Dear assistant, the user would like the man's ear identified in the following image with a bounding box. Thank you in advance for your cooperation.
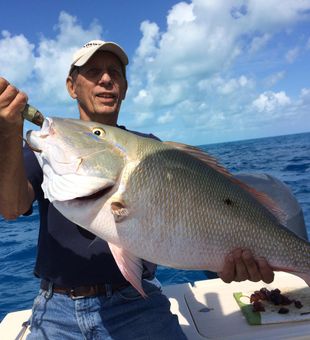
[66,76,78,99]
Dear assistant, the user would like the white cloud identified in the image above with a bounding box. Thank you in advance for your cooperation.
[126,0,310,142]
[131,111,154,127]
[252,91,291,112]
[0,11,102,113]
[1,2,309,144]
[157,111,174,124]
[239,0,310,30]
[207,111,226,128]
[33,12,102,104]
[167,2,196,26]
[198,75,253,95]
[299,88,310,104]
[264,71,286,87]
[249,34,271,53]
[285,47,299,63]
[216,75,252,95]
[133,89,153,106]
[301,88,310,97]
[0,30,35,85]
[134,21,159,61]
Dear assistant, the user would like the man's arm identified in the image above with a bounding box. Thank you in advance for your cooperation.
[0,77,34,220]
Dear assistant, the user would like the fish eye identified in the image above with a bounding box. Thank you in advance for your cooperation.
[92,127,106,137]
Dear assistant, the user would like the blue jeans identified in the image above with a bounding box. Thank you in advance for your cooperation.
[27,279,187,339]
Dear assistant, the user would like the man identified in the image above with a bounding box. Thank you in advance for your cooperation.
[0,40,275,339]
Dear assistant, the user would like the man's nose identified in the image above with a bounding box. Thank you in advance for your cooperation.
[98,72,113,86]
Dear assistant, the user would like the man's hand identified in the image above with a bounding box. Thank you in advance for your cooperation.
[0,77,28,128]
[218,249,275,284]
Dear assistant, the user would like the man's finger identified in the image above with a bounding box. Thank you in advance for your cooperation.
[0,77,9,95]
[0,85,20,110]
[233,249,249,281]
[257,257,275,283]
[8,91,28,113]
[218,253,235,283]
[241,250,261,282]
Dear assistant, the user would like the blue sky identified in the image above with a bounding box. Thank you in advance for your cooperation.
[0,0,309,145]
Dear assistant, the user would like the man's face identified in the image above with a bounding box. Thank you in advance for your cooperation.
[68,51,127,125]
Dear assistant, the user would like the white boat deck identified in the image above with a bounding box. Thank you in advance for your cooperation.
[164,272,310,339]
[1,272,310,339]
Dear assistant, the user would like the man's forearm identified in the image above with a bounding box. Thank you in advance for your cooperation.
[0,127,33,219]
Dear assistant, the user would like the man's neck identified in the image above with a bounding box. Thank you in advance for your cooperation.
[79,110,119,126]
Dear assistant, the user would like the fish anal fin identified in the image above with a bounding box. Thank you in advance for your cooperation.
[108,242,147,298]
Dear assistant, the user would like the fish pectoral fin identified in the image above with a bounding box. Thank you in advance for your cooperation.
[110,200,129,222]
[108,242,147,298]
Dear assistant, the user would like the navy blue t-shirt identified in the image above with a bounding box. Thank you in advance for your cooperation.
[24,126,158,288]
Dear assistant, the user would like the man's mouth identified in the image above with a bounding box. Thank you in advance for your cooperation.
[97,93,116,100]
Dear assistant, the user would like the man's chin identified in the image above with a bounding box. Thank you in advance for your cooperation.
[96,103,119,113]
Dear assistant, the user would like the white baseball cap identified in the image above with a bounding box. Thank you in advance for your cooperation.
[69,39,128,74]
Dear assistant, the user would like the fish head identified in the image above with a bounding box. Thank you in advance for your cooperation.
[26,117,129,203]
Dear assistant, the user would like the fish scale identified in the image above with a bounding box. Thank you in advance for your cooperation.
[119,140,307,271]
[26,117,310,295]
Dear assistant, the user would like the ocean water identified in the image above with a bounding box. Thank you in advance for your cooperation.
[1,132,309,320]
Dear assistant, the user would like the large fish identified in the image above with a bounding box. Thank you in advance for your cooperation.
[26,117,310,296]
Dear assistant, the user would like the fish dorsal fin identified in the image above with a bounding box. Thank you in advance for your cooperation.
[164,141,233,178]
[233,178,288,225]
[164,141,287,226]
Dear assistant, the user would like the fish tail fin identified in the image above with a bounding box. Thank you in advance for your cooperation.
[294,272,310,287]
[272,267,310,287]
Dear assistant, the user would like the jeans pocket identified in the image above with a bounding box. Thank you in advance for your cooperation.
[116,280,161,301]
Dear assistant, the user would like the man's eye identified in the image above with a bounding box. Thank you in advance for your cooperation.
[109,68,122,77]
[86,68,101,77]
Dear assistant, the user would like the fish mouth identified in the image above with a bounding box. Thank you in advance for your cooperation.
[25,130,42,152]
[26,118,54,152]
[75,185,113,201]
